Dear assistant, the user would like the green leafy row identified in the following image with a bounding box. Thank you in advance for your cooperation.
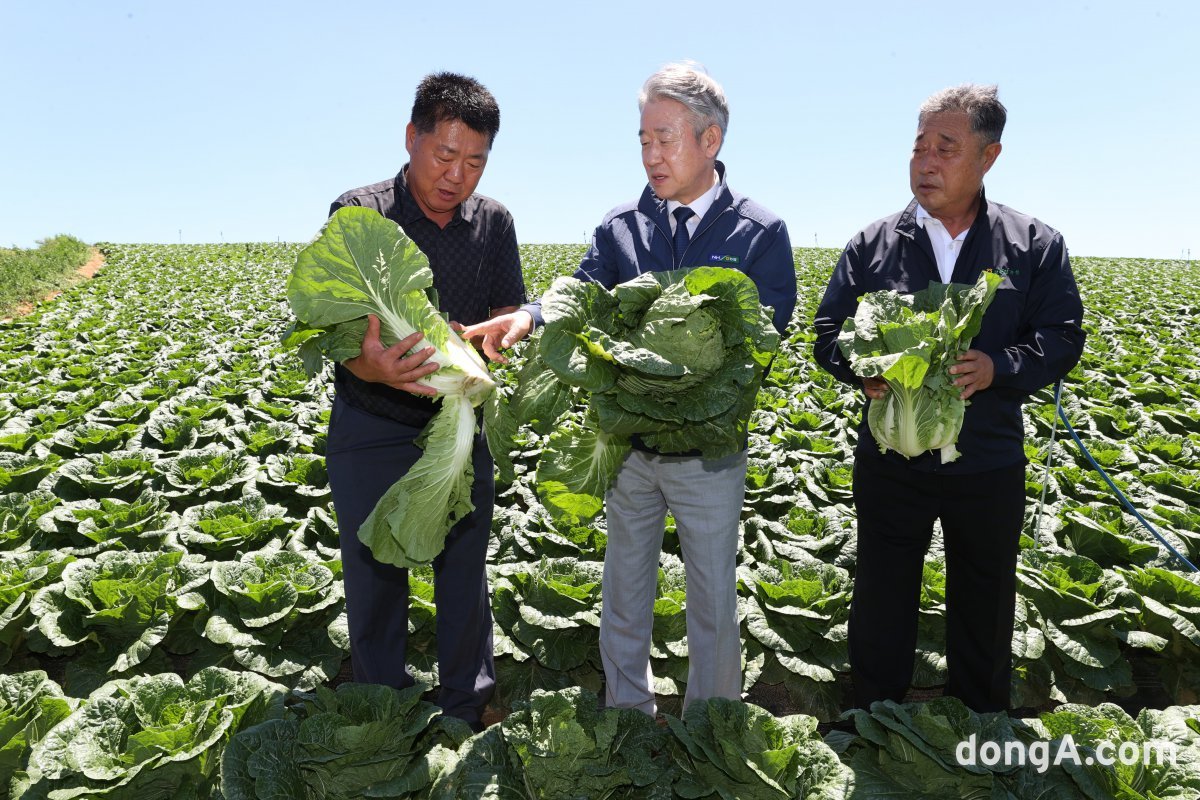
[6,670,1200,799]
[2,241,1200,796]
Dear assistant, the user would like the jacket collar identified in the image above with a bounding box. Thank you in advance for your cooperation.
[394,165,475,227]
[637,160,732,228]
[896,186,990,239]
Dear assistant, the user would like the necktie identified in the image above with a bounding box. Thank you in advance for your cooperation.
[672,206,695,266]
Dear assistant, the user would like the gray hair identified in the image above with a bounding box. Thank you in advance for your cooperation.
[639,62,729,145]
[919,83,1007,146]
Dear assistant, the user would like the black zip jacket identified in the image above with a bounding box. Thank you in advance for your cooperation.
[813,192,1085,474]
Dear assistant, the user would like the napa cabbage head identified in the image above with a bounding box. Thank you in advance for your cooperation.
[837,271,1001,463]
[519,267,778,524]
[283,206,502,568]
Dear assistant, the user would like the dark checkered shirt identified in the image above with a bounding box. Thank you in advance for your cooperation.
[329,166,526,427]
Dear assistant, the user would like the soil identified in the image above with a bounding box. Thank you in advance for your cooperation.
[7,247,104,318]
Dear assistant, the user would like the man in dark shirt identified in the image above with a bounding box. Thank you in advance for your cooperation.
[812,84,1084,713]
[325,72,526,730]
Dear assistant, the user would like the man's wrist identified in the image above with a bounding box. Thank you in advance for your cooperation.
[982,349,1012,385]
[518,303,543,329]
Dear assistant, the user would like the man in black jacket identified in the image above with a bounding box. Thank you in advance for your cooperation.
[813,84,1085,712]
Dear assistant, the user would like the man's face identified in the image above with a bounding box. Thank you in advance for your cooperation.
[639,97,721,205]
[405,118,490,224]
[909,112,1000,222]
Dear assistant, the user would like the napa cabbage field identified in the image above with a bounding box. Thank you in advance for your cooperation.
[2,242,1200,797]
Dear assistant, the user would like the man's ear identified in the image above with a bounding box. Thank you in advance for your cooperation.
[702,124,722,159]
[404,122,417,156]
[981,141,1002,175]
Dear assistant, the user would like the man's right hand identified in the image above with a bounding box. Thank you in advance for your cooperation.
[460,310,534,363]
[863,376,890,400]
[342,314,440,396]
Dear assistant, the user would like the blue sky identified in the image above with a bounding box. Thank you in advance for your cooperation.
[2,1,1196,259]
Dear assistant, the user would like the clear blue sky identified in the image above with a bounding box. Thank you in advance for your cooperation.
[2,1,1196,259]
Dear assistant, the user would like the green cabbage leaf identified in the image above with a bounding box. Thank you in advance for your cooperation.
[520,267,779,524]
[284,206,501,569]
[837,271,1001,463]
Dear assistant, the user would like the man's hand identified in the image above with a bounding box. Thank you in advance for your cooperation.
[863,376,890,400]
[949,349,994,400]
[342,314,439,396]
[459,310,534,363]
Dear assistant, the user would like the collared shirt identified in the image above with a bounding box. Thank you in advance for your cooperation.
[666,169,721,237]
[813,193,1086,474]
[328,166,526,427]
[523,160,796,336]
[915,203,968,284]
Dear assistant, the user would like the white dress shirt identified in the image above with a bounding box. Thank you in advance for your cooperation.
[666,170,721,237]
[915,203,968,284]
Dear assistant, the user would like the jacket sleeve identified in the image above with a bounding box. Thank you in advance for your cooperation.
[520,222,618,327]
[743,218,797,336]
[812,237,865,387]
[984,232,1086,396]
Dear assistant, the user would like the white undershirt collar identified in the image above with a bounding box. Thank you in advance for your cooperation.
[915,203,968,284]
[666,170,721,236]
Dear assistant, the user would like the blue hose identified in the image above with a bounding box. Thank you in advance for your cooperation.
[1052,380,1199,572]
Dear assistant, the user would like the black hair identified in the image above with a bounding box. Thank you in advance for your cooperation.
[411,72,500,147]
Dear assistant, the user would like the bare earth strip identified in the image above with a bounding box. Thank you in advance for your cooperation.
[8,247,105,318]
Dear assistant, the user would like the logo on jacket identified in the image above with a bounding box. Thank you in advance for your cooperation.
[710,254,741,264]
[984,266,1020,278]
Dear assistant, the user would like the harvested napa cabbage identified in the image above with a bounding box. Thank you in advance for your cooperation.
[283,205,507,568]
[837,271,1002,463]
[515,267,779,524]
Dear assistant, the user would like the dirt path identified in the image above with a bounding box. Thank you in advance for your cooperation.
[8,247,105,318]
[78,248,104,279]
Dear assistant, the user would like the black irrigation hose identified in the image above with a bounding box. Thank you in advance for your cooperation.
[1049,379,1199,573]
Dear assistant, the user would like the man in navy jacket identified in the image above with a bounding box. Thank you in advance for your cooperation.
[813,84,1085,712]
[466,62,795,715]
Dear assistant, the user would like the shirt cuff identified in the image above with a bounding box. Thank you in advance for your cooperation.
[519,302,544,328]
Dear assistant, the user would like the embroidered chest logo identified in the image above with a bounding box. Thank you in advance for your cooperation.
[984,266,1020,279]
[710,254,740,264]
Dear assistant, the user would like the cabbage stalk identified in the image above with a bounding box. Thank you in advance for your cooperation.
[837,272,1002,463]
[284,206,499,568]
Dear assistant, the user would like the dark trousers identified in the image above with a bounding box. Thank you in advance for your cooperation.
[849,455,1025,712]
[326,395,495,728]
